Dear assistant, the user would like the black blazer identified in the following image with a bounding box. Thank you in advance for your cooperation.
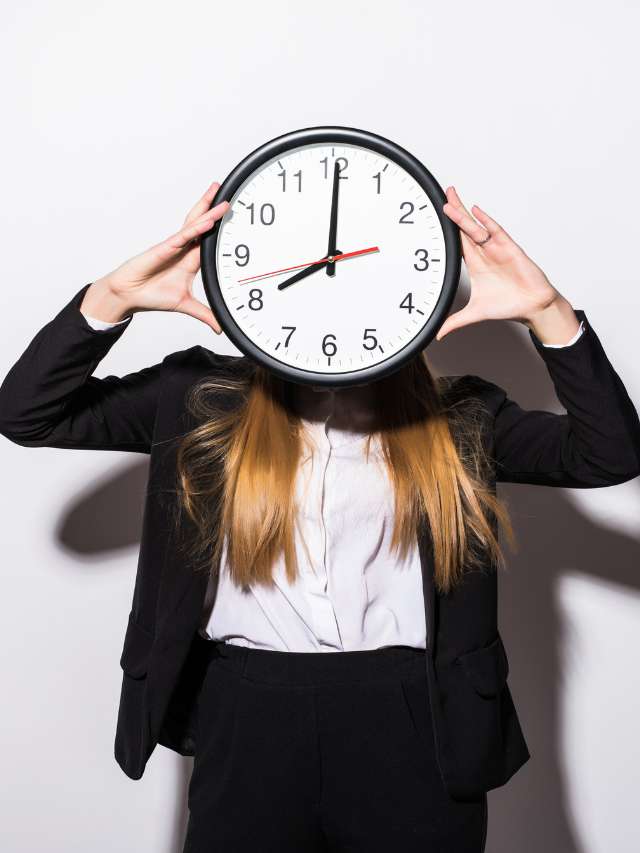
[2,281,639,801]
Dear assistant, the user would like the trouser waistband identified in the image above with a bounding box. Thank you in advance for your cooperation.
[195,634,427,686]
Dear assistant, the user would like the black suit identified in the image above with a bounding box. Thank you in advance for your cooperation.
[1,281,639,801]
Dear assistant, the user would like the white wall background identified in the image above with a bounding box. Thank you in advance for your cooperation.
[1,2,639,851]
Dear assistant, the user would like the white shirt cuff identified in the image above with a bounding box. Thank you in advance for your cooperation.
[540,319,585,348]
[81,311,132,330]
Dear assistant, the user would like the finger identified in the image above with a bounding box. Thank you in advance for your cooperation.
[442,197,491,246]
[446,185,476,222]
[459,228,488,268]
[177,296,222,334]
[444,185,484,231]
[158,200,229,258]
[183,180,222,226]
[469,204,509,243]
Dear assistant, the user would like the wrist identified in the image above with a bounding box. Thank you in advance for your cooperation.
[522,295,581,346]
[80,278,135,324]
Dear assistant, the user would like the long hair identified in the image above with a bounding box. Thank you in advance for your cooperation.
[172,351,515,596]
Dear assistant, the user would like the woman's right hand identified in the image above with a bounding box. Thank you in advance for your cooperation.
[80,181,230,334]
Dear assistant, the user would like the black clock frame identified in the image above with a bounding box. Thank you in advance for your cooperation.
[200,125,461,388]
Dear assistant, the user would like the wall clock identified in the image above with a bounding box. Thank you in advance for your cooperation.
[200,126,461,387]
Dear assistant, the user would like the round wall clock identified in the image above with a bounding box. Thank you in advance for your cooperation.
[200,126,461,387]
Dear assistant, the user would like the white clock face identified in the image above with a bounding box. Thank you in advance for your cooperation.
[214,142,447,376]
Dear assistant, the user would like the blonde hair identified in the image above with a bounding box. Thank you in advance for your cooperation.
[172,352,515,596]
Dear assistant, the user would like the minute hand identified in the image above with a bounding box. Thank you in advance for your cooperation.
[326,160,340,277]
[277,246,379,291]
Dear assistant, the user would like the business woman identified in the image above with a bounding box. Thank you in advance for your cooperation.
[1,181,639,853]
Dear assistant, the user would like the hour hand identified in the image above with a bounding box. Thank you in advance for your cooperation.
[277,260,327,291]
[326,160,340,277]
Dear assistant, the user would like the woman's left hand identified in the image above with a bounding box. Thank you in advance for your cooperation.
[438,186,581,344]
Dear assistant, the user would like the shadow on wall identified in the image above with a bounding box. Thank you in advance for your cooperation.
[431,306,640,853]
[57,299,640,853]
[57,463,148,552]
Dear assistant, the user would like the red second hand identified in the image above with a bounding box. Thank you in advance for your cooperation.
[237,246,379,284]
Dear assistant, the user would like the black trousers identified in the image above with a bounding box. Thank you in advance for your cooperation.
[183,637,488,853]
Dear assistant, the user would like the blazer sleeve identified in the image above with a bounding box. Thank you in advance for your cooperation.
[0,282,165,454]
[474,309,640,488]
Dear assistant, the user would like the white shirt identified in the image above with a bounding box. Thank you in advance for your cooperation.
[200,390,428,651]
[82,309,585,652]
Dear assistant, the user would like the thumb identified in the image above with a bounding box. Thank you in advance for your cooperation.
[435,305,480,342]
[178,296,222,335]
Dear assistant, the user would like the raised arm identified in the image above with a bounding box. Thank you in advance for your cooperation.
[0,282,164,452]
[470,310,640,487]
[439,186,640,488]
[0,180,230,453]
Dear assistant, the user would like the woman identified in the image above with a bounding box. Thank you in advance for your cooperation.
[1,181,638,853]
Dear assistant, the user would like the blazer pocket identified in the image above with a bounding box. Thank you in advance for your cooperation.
[119,611,155,679]
[431,633,529,799]
[456,634,509,698]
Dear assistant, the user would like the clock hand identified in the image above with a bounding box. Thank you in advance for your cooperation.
[237,246,380,285]
[238,255,330,284]
[275,260,325,292]
[277,246,379,291]
[326,160,340,278]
